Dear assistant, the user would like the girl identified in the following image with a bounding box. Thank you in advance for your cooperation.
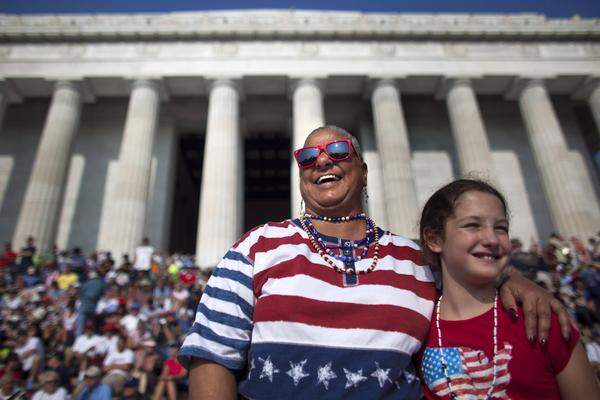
[418,179,599,400]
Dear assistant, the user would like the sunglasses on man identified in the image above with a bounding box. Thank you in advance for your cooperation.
[293,139,356,169]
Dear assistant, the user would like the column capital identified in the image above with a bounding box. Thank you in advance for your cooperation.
[47,79,95,103]
[365,78,403,100]
[434,76,479,100]
[571,76,600,100]
[207,78,243,97]
[126,78,170,101]
[504,76,547,100]
[0,79,23,103]
[288,77,326,99]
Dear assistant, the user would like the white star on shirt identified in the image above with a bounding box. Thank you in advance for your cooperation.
[370,362,392,388]
[317,362,338,390]
[248,358,256,379]
[258,355,280,383]
[286,359,310,386]
[344,368,367,389]
[403,370,417,384]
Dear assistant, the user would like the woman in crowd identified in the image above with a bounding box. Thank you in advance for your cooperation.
[180,126,571,399]
[418,179,599,399]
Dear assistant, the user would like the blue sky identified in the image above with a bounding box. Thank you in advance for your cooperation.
[1,1,599,18]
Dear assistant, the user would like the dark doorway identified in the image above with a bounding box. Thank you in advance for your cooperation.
[169,132,291,252]
[168,134,204,254]
[244,133,291,231]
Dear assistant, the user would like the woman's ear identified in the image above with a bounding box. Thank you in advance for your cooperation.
[423,227,443,254]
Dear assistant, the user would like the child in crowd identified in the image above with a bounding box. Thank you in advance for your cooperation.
[418,179,599,399]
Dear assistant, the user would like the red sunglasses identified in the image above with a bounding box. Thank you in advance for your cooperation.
[293,139,356,169]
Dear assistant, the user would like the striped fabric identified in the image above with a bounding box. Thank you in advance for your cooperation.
[179,219,436,399]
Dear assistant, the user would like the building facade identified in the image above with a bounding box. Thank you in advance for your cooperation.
[0,10,599,267]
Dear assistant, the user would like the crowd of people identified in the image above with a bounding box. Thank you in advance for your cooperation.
[509,231,600,376]
[0,237,202,399]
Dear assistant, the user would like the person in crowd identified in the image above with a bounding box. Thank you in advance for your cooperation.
[134,238,155,278]
[417,179,599,399]
[102,334,134,397]
[74,366,111,400]
[96,322,119,357]
[122,377,143,400]
[120,303,145,339]
[585,329,600,370]
[0,373,24,400]
[0,242,17,280]
[17,236,36,276]
[14,325,44,388]
[31,370,67,400]
[56,264,78,292]
[44,353,72,393]
[178,126,570,399]
[75,268,107,338]
[68,321,101,368]
[152,342,187,400]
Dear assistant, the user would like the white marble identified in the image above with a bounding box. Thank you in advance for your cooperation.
[105,80,160,258]
[518,80,600,238]
[12,81,82,253]
[589,83,600,138]
[195,79,242,269]
[359,123,388,229]
[371,79,419,237]
[446,79,497,182]
[291,79,325,217]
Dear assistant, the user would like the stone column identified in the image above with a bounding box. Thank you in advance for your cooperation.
[0,90,7,131]
[13,81,82,253]
[109,80,160,258]
[371,79,419,237]
[291,79,325,217]
[518,80,597,237]
[446,79,497,182]
[588,83,600,137]
[359,123,388,229]
[195,80,242,269]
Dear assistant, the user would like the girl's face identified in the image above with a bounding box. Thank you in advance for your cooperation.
[427,190,510,286]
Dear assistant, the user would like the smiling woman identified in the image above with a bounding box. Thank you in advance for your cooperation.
[178,126,574,400]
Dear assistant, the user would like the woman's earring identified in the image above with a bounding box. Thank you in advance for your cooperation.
[300,199,305,216]
[363,187,369,201]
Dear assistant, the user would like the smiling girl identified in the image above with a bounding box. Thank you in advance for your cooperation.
[418,179,599,400]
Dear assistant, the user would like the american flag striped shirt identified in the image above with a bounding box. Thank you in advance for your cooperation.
[179,219,436,399]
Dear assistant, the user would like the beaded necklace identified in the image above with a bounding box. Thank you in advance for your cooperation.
[303,212,366,223]
[299,214,380,275]
[435,291,499,400]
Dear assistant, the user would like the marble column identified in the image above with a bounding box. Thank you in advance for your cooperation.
[195,80,242,269]
[518,79,597,237]
[291,79,325,217]
[589,83,600,138]
[371,79,419,237]
[446,79,497,182]
[109,80,160,258]
[0,90,7,131]
[359,123,388,229]
[13,81,82,253]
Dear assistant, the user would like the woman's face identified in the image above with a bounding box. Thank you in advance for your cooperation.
[299,129,367,216]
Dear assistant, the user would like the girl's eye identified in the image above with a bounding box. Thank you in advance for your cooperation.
[495,226,509,233]
[463,222,480,228]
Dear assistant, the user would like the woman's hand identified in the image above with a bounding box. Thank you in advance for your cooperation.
[499,271,571,343]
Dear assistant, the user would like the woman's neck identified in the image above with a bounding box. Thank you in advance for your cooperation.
[304,208,367,240]
[440,275,496,321]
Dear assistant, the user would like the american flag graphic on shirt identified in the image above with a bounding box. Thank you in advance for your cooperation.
[422,342,513,399]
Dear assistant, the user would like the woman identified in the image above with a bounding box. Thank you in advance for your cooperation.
[179,126,570,399]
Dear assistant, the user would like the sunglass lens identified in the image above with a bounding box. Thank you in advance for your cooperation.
[326,141,350,160]
[297,148,319,166]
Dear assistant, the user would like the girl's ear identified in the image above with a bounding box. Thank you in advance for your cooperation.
[423,227,443,254]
